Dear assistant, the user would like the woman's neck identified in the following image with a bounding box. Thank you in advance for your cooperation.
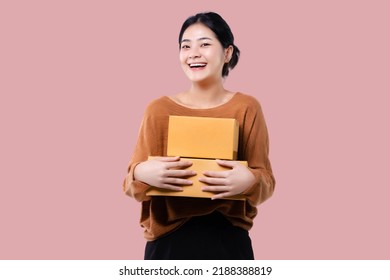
[182,82,229,107]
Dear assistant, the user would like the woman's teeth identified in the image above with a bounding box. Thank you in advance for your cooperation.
[189,63,207,68]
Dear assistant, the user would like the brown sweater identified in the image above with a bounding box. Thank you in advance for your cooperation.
[123,92,275,240]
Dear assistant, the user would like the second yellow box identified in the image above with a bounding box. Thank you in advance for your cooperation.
[146,157,246,200]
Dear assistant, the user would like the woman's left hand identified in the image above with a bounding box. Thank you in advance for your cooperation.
[199,159,256,200]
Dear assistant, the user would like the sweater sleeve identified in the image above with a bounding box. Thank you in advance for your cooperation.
[241,100,276,206]
[122,102,167,202]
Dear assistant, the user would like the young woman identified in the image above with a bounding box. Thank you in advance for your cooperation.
[123,12,275,260]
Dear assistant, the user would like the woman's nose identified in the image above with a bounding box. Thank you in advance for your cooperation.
[188,48,201,59]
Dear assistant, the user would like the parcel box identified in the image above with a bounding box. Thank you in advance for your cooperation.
[167,116,239,160]
[146,157,247,200]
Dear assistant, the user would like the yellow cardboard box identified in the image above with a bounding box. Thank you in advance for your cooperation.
[167,116,239,160]
[146,157,247,200]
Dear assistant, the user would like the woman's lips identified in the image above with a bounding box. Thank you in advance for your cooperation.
[189,63,207,70]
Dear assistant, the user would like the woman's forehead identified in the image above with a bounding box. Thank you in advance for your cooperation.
[181,23,217,41]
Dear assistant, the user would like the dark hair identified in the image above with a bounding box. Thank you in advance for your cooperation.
[178,12,240,78]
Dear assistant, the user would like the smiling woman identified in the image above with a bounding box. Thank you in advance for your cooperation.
[123,12,275,260]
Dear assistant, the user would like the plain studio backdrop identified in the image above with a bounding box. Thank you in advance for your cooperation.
[0,0,389,259]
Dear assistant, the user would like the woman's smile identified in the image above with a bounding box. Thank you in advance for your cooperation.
[188,63,207,70]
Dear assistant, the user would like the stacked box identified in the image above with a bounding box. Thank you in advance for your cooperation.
[167,116,239,160]
[146,116,247,200]
[146,157,246,200]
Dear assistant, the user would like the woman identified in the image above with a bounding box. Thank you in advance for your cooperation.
[123,12,275,260]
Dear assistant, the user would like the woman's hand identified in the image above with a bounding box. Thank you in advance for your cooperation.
[134,156,196,191]
[199,159,256,200]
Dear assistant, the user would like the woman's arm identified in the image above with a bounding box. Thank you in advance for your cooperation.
[123,102,197,201]
[199,98,275,205]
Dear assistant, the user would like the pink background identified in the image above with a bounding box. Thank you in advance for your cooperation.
[1,0,389,259]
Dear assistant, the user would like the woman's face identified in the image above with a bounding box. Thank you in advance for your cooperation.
[179,23,232,84]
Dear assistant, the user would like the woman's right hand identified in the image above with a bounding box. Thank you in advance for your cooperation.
[133,156,196,191]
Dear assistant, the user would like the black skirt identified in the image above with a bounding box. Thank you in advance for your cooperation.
[144,211,254,260]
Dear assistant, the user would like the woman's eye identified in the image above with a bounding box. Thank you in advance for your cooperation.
[201,43,210,47]
[181,45,190,49]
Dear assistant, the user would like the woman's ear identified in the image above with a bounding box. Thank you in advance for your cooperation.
[225,45,234,63]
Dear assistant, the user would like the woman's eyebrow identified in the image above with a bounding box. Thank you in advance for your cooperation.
[181,37,213,43]
[197,37,213,41]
